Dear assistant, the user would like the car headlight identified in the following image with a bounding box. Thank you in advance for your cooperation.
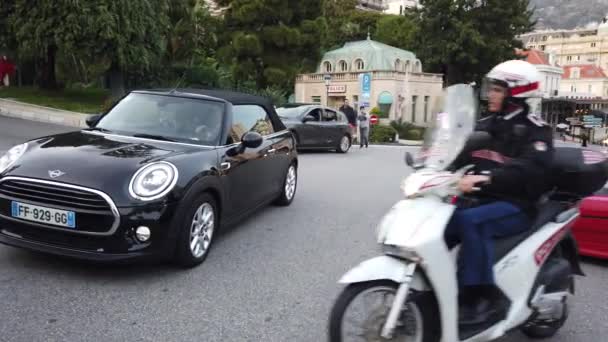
[129,162,178,201]
[0,143,28,174]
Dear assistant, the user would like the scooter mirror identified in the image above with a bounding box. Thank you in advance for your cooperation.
[405,152,415,167]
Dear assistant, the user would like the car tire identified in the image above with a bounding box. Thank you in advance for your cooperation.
[274,163,297,206]
[174,193,218,268]
[336,135,351,153]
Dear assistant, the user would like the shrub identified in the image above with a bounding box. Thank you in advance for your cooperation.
[370,125,397,143]
[390,119,426,140]
[370,106,387,118]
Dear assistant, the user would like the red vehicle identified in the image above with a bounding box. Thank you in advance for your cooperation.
[573,188,608,259]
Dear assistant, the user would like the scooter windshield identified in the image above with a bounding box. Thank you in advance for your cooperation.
[418,84,478,170]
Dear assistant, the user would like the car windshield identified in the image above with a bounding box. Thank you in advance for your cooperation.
[276,106,306,119]
[94,93,225,146]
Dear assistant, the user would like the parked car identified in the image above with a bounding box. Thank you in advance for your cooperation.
[572,187,608,259]
[0,88,298,267]
[276,103,352,153]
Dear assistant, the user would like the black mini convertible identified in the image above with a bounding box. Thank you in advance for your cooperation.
[0,89,298,267]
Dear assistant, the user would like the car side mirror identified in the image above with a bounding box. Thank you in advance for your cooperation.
[241,131,263,150]
[303,115,315,123]
[86,114,102,127]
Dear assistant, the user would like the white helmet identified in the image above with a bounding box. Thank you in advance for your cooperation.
[484,60,541,99]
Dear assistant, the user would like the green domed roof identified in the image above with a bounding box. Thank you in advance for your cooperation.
[319,37,419,72]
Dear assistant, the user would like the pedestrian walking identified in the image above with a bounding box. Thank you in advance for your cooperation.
[582,132,588,147]
[358,106,369,148]
[339,99,357,143]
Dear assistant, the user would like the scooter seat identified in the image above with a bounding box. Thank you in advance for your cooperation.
[493,201,568,263]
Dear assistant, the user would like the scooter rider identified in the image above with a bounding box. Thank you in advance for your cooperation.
[445,60,555,326]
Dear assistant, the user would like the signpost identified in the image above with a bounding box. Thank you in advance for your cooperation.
[324,74,332,106]
[359,73,371,109]
[370,115,379,125]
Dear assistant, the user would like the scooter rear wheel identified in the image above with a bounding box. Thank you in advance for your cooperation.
[520,277,573,339]
[328,280,440,342]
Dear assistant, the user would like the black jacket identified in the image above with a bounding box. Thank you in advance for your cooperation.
[449,109,555,217]
[339,105,357,125]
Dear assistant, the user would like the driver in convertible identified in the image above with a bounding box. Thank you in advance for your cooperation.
[445,60,555,326]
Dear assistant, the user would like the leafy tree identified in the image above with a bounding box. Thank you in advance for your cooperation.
[414,0,534,85]
[323,8,384,51]
[8,0,86,88]
[217,0,326,90]
[82,0,170,96]
[166,0,219,66]
[0,0,17,55]
[374,14,417,51]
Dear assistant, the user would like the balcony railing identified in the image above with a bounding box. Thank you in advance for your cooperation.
[296,70,443,83]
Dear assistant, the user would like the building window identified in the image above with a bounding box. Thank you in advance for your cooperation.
[395,59,402,71]
[571,85,574,92]
[323,61,332,73]
[540,45,546,51]
[405,61,411,72]
[312,96,321,103]
[424,96,429,122]
[567,56,572,62]
[592,42,597,47]
[589,85,593,93]
[542,35,547,41]
[415,61,421,72]
[577,55,580,61]
[412,96,418,123]
[338,60,348,72]
[354,59,365,71]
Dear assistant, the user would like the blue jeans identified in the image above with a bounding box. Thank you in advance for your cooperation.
[445,201,531,287]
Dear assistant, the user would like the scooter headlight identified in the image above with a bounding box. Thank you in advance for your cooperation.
[382,245,422,262]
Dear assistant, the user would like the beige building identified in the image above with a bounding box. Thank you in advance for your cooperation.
[294,37,443,126]
[519,16,608,72]
[385,0,419,15]
[357,0,388,12]
[560,64,608,99]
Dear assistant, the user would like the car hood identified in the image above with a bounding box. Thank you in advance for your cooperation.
[2,131,212,203]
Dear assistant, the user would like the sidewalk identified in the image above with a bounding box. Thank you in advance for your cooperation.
[0,98,90,128]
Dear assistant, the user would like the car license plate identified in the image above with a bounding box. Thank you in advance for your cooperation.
[11,201,76,228]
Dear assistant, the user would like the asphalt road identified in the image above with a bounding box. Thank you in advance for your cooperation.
[0,115,607,342]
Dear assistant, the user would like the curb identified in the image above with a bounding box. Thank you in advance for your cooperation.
[0,98,91,128]
[398,139,423,146]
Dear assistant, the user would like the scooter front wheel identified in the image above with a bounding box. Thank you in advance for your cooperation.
[328,280,440,342]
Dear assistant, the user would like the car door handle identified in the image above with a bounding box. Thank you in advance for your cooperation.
[220,162,231,171]
[268,148,276,154]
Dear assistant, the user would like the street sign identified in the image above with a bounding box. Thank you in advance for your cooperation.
[324,74,331,86]
[327,85,346,93]
[370,115,379,125]
[360,73,371,101]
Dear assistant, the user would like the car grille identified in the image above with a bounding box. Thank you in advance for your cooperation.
[0,179,111,211]
[0,178,119,235]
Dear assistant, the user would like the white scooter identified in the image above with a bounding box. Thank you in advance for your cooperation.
[329,84,606,342]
